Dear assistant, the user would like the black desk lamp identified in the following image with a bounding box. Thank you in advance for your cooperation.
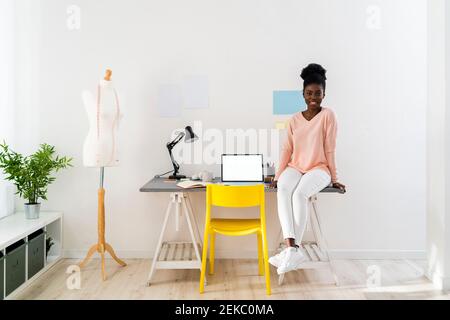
[167,126,198,179]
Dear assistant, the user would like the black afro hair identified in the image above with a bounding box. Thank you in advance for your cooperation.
[300,63,327,91]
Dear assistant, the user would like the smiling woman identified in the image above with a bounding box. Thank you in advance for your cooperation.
[269,63,346,275]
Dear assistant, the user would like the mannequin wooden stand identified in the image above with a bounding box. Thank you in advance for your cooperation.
[79,167,126,280]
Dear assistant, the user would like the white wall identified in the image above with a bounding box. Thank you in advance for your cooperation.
[0,0,16,219]
[13,0,427,259]
[427,0,450,291]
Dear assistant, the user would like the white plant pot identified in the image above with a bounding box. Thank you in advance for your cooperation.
[24,203,41,219]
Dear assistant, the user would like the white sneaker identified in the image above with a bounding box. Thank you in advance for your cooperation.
[268,248,289,268]
[277,247,307,275]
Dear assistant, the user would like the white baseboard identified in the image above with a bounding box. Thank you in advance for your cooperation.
[64,249,427,260]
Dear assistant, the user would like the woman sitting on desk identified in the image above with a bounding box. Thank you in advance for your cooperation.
[269,63,346,274]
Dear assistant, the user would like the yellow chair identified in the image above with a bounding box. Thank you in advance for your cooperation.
[199,184,271,295]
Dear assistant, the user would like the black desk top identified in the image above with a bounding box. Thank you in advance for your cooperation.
[140,177,344,194]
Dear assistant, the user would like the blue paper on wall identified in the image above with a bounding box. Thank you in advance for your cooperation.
[273,90,306,115]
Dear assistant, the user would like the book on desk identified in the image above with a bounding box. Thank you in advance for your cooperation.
[176,180,208,189]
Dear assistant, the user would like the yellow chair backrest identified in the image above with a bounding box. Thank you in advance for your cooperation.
[206,184,265,208]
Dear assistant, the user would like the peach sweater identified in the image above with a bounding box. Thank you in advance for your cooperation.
[274,107,338,183]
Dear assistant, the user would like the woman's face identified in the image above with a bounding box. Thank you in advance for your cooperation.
[303,83,325,111]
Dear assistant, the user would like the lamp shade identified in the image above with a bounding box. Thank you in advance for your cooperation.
[184,126,198,143]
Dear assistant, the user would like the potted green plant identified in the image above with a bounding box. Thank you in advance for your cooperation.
[0,142,72,219]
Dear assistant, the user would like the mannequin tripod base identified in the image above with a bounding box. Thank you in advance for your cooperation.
[79,242,126,281]
[78,184,126,281]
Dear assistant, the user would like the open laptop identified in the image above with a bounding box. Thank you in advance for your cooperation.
[221,154,264,184]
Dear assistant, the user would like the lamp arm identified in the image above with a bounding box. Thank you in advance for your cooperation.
[167,146,180,174]
[166,132,185,175]
[167,132,185,149]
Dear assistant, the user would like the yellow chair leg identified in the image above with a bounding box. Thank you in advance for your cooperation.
[199,232,209,293]
[257,232,264,276]
[262,229,271,295]
[209,232,215,275]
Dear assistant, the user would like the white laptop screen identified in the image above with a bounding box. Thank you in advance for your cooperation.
[221,154,264,182]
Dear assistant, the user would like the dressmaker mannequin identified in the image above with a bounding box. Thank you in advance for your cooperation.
[79,69,126,280]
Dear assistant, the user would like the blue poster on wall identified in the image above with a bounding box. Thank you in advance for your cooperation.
[273,90,306,115]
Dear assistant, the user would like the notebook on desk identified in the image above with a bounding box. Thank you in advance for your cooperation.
[176,180,208,189]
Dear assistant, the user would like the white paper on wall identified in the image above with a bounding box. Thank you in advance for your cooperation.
[156,84,183,118]
[182,75,209,109]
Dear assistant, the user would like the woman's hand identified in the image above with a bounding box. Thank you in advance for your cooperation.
[332,182,346,193]
[269,178,277,189]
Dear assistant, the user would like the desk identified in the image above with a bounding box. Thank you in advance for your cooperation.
[140,177,343,193]
[140,177,343,286]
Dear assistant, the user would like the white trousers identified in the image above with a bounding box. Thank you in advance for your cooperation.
[277,167,331,244]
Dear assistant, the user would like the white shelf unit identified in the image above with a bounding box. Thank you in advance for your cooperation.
[0,211,63,299]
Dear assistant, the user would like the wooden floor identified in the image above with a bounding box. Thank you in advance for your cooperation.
[12,258,450,300]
